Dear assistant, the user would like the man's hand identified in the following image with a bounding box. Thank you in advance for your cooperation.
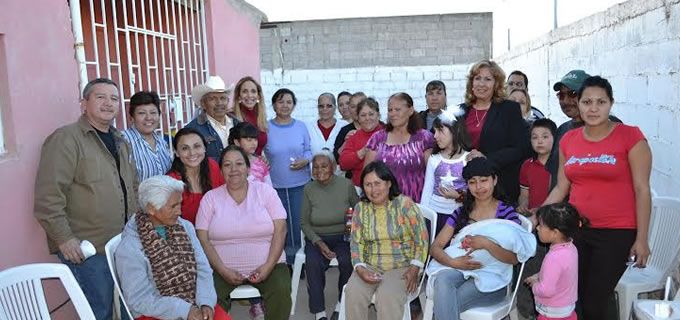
[59,238,85,264]
[402,266,420,294]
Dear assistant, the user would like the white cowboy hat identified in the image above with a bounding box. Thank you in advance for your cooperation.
[191,76,233,107]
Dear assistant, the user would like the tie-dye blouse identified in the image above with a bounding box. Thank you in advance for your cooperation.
[365,129,434,203]
[350,195,429,272]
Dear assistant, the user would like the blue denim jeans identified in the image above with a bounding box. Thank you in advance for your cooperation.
[58,253,114,320]
[275,185,305,264]
[433,269,506,320]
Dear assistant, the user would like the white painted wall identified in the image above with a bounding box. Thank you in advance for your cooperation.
[495,0,680,197]
[260,64,472,123]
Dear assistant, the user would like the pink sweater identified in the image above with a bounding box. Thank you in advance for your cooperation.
[532,241,578,308]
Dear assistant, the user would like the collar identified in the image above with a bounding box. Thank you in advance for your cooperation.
[77,114,121,138]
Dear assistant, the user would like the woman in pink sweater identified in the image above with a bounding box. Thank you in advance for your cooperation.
[525,203,586,320]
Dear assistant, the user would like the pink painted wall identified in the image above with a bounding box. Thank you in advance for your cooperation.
[0,1,80,269]
[0,0,81,317]
[205,0,262,85]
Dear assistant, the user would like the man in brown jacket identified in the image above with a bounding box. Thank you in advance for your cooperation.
[34,78,139,320]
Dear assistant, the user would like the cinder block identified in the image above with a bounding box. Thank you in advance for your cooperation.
[407,71,424,81]
[374,71,391,81]
[391,71,407,81]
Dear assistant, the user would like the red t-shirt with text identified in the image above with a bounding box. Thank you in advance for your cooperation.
[561,124,645,229]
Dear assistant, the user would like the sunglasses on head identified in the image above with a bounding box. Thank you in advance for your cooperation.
[556,90,577,99]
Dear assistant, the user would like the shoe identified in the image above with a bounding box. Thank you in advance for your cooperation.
[249,302,265,320]
[330,311,339,320]
[318,318,327,320]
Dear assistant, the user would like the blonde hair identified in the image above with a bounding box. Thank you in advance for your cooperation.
[233,76,268,132]
[464,60,507,106]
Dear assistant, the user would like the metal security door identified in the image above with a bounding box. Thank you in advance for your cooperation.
[72,0,209,137]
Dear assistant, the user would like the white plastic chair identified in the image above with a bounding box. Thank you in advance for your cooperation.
[633,276,680,320]
[616,197,680,320]
[0,263,96,319]
[290,231,339,315]
[422,215,533,320]
[105,234,134,320]
[338,203,437,320]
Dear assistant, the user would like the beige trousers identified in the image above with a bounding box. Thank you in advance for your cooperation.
[345,267,409,320]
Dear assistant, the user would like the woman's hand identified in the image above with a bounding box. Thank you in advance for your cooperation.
[524,273,539,287]
[345,130,357,140]
[402,265,420,293]
[466,149,485,161]
[316,241,337,260]
[200,305,214,320]
[220,268,245,286]
[356,266,382,284]
[462,235,492,253]
[289,159,309,170]
[630,238,651,268]
[249,262,275,283]
[450,255,482,270]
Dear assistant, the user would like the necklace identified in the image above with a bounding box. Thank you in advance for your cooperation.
[474,109,488,128]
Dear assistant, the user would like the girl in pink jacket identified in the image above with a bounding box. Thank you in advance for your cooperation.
[525,203,586,320]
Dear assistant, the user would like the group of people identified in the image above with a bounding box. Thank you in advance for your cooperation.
[32,58,652,320]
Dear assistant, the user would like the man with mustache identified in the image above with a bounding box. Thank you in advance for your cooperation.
[34,78,139,319]
[186,75,240,161]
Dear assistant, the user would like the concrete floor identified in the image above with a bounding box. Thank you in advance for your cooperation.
[229,268,419,320]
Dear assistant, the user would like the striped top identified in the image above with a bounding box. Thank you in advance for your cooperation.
[446,201,521,230]
[121,127,173,182]
[350,195,429,272]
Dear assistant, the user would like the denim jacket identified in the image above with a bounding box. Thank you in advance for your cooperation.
[184,110,240,161]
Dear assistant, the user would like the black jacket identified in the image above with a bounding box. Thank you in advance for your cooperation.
[461,100,531,203]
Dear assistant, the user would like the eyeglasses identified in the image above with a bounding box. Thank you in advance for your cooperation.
[556,90,577,99]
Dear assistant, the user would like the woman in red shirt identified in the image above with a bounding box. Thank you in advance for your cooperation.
[544,76,652,320]
[167,127,225,224]
[232,76,268,155]
[339,97,383,186]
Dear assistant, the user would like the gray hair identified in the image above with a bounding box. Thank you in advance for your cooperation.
[82,78,119,100]
[318,92,336,107]
[312,150,336,167]
[138,175,185,211]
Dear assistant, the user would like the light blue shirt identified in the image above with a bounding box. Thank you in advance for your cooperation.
[121,127,173,182]
[265,119,312,188]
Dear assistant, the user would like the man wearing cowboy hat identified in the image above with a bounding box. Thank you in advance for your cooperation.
[186,75,240,161]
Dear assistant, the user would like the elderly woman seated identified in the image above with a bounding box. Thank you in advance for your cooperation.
[115,175,231,320]
[301,151,359,320]
[344,161,429,320]
[196,145,291,320]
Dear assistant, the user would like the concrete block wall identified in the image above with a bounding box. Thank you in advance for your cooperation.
[259,64,472,123]
[496,0,680,198]
[260,13,492,71]
[495,0,680,293]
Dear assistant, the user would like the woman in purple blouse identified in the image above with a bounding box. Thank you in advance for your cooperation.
[364,92,434,203]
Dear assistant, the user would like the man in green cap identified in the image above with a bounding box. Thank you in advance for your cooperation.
[546,69,622,188]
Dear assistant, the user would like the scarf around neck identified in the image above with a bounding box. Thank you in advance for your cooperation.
[136,212,198,304]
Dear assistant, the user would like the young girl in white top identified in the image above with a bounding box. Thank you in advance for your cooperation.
[420,108,471,235]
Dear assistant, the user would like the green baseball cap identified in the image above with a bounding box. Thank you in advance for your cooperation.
[553,70,591,91]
